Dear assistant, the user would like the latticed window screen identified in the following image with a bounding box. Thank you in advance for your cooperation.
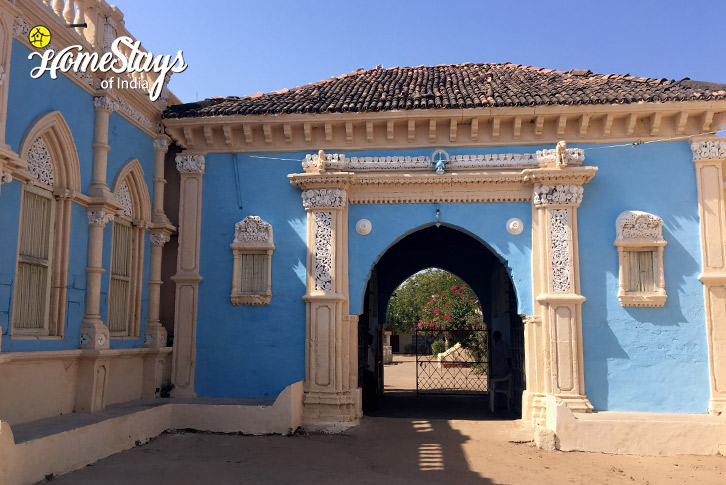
[13,187,55,332]
[108,219,134,335]
[627,251,655,293]
[238,253,267,293]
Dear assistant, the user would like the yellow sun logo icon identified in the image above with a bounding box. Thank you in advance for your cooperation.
[29,25,51,49]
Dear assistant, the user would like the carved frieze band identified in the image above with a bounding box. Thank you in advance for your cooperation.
[234,216,273,244]
[551,209,571,292]
[175,155,206,174]
[302,189,347,209]
[303,150,584,172]
[691,141,726,160]
[314,211,333,290]
[93,96,154,130]
[150,233,171,247]
[533,184,584,207]
[304,149,586,172]
[88,210,114,226]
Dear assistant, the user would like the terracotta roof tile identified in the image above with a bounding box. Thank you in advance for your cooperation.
[164,63,726,119]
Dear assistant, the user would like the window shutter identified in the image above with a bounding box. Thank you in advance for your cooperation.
[108,220,134,334]
[13,187,55,332]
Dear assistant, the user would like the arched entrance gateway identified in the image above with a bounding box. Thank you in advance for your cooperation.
[288,147,597,430]
[359,225,524,415]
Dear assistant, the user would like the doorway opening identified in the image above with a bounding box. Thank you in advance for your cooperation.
[357,224,524,419]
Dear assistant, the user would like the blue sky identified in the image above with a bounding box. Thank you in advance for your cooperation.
[118,0,725,107]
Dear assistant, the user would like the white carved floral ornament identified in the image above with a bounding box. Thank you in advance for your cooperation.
[27,137,55,187]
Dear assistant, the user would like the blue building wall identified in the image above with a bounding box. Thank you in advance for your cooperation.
[579,140,708,413]
[195,153,308,398]
[0,40,155,351]
[195,143,709,414]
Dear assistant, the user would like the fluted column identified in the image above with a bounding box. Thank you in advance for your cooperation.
[170,153,205,397]
[691,139,726,415]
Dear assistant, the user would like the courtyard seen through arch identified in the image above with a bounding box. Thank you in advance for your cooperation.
[357,224,524,419]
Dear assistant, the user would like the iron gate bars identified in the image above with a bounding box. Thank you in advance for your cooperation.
[415,328,489,395]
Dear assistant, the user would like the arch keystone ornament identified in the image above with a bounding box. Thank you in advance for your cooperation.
[691,138,726,415]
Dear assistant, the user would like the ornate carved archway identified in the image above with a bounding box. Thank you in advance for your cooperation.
[288,146,597,429]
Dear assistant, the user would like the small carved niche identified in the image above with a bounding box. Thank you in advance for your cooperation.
[614,211,667,307]
[230,216,274,305]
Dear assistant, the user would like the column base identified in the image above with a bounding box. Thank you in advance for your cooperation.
[708,397,726,415]
[301,390,360,431]
[144,322,168,348]
[80,318,110,350]
[522,391,548,426]
[555,393,594,413]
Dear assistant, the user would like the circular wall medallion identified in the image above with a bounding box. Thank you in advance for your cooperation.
[356,219,372,235]
[506,218,524,235]
[97,334,107,346]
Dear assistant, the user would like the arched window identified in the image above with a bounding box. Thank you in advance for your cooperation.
[108,160,151,337]
[13,112,80,336]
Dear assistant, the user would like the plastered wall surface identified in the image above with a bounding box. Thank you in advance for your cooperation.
[578,141,708,413]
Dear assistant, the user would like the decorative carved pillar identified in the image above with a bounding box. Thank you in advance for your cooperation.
[145,233,170,348]
[526,159,597,419]
[151,138,172,225]
[170,154,205,397]
[145,138,173,348]
[89,96,115,199]
[691,139,726,415]
[288,169,360,430]
[80,210,113,349]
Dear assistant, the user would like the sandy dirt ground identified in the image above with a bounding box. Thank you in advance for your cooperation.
[49,356,726,484]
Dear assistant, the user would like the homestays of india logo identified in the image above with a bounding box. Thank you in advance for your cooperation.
[27,25,187,102]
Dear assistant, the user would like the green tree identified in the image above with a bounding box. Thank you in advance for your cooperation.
[386,268,479,333]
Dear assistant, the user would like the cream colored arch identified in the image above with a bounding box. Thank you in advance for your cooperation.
[18,111,81,192]
[12,112,81,337]
[110,159,152,223]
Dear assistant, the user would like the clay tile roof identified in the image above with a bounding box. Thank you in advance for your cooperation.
[163,62,726,119]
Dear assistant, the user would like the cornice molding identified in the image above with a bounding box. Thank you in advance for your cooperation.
[163,101,726,153]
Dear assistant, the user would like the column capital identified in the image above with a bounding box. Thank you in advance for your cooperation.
[691,140,726,161]
[149,233,171,247]
[301,188,347,210]
[533,184,584,207]
[93,95,117,112]
[153,138,169,153]
[175,154,205,174]
[87,210,114,226]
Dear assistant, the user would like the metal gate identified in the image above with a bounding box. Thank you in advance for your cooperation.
[415,328,489,394]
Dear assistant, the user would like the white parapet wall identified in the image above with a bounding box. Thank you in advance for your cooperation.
[0,381,304,485]
[543,394,726,456]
